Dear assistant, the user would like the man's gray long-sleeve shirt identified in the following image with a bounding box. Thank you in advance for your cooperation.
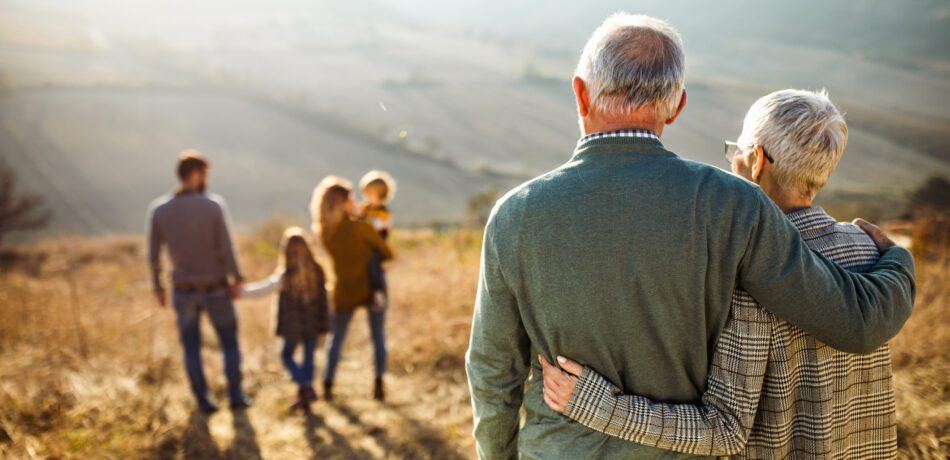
[465,136,915,460]
[147,192,244,291]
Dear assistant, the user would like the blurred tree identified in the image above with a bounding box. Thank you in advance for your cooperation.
[908,176,950,215]
[906,176,950,265]
[0,165,51,245]
[467,187,501,228]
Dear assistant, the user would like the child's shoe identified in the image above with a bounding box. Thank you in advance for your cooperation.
[291,386,310,413]
[302,384,317,403]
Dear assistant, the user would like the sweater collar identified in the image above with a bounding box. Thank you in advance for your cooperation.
[572,134,667,159]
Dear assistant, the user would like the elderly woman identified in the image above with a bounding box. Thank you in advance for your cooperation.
[540,89,899,459]
[311,176,393,401]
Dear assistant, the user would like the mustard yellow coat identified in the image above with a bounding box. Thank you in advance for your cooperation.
[322,217,393,311]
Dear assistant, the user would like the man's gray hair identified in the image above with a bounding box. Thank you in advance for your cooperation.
[738,89,849,198]
[575,13,686,120]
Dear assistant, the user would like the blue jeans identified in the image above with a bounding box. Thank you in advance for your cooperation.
[172,289,244,404]
[324,308,387,384]
[369,251,387,293]
[282,337,318,385]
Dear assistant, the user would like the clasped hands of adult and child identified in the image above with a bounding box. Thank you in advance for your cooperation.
[539,218,897,414]
[152,281,245,307]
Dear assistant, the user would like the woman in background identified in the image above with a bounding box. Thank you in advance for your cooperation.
[242,227,329,413]
[311,176,394,401]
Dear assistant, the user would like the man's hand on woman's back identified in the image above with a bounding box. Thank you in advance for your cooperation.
[852,218,895,252]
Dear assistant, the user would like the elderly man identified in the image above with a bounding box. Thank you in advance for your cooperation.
[148,151,250,413]
[465,13,915,460]
[541,89,900,459]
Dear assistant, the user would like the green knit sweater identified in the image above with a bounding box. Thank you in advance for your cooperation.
[465,137,915,460]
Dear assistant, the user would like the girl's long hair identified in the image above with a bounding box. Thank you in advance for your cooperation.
[276,227,323,303]
[310,176,353,242]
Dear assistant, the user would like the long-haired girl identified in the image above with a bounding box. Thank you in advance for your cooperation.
[242,227,329,412]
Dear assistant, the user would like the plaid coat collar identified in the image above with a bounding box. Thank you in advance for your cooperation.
[785,207,836,233]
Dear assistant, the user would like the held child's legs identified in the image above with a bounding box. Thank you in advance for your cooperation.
[324,309,356,384]
[368,307,387,379]
[369,251,388,311]
[368,251,387,292]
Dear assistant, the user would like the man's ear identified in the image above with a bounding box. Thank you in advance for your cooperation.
[665,88,687,125]
[572,76,590,117]
[752,146,767,181]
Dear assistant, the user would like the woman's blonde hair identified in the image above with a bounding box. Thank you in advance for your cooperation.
[310,176,353,241]
[737,89,848,199]
[275,226,323,303]
[359,170,397,203]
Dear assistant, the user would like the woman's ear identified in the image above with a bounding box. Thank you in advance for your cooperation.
[751,146,766,182]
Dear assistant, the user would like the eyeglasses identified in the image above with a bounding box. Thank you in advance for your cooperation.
[724,140,774,164]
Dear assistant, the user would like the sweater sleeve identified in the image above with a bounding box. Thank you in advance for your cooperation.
[563,290,771,456]
[738,190,915,353]
[361,222,393,261]
[316,264,329,315]
[466,214,531,460]
[214,198,245,282]
[241,273,282,298]
[146,206,164,291]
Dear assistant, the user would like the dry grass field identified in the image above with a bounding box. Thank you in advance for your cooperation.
[0,217,947,459]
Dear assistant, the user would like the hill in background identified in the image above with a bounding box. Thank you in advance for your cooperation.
[1,0,948,234]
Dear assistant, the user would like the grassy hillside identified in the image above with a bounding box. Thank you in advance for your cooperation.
[1,0,948,234]
[0,219,947,459]
[0,226,480,459]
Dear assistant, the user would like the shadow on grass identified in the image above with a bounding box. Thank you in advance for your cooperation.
[154,410,262,460]
[230,409,262,460]
[181,411,221,460]
[303,411,371,458]
[332,402,466,459]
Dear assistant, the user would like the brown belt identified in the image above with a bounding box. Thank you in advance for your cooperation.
[174,279,229,294]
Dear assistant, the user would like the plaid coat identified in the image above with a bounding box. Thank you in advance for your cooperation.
[242,271,331,340]
[275,272,330,341]
[565,207,898,459]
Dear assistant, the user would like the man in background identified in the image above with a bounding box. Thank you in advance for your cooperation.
[147,150,250,413]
